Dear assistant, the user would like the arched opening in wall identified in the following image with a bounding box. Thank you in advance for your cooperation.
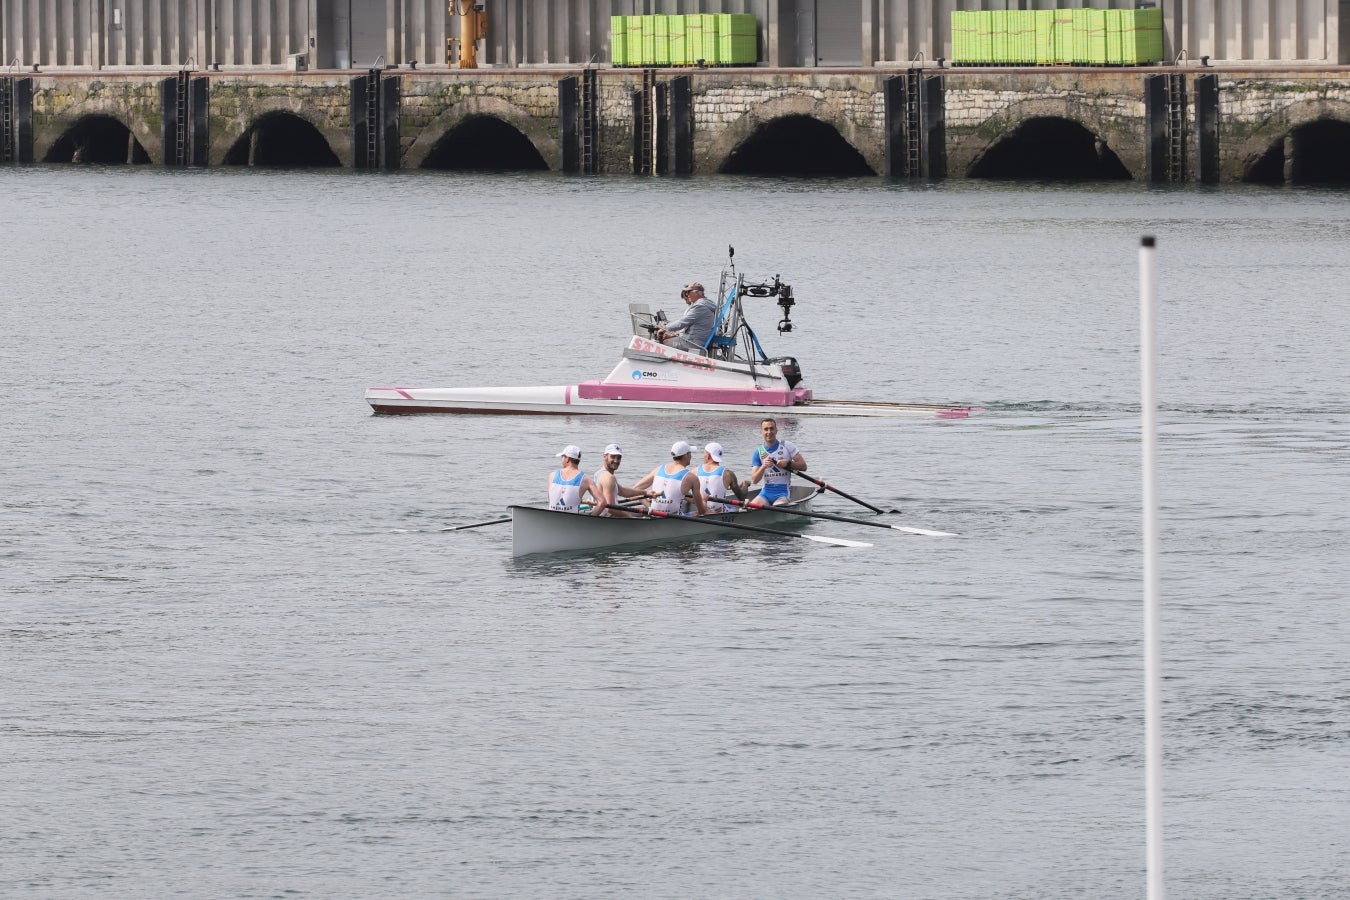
[419,116,548,170]
[969,116,1131,180]
[718,115,875,176]
[222,113,340,167]
[43,115,151,164]
[1245,118,1350,184]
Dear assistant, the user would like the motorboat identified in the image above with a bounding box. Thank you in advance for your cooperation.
[366,251,975,419]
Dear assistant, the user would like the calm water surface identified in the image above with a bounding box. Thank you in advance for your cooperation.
[2,168,1348,898]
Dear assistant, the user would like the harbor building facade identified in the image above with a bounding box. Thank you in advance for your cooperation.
[4,1,1350,71]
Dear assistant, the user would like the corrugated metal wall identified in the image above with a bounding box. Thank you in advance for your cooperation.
[2,1,1345,69]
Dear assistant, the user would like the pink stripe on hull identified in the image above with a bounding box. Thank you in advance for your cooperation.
[577,381,797,407]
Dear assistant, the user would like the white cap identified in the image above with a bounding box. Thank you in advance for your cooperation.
[670,440,693,458]
[603,443,623,456]
[557,444,582,460]
[704,442,724,462]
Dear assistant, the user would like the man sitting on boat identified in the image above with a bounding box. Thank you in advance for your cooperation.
[591,443,651,517]
[631,441,709,517]
[697,442,750,513]
[654,282,717,353]
[748,418,807,507]
[548,445,602,514]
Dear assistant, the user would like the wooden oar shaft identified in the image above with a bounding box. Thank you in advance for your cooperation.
[788,470,886,515]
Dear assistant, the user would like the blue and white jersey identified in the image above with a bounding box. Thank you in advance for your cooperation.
[698,464,731,513]
[651,465,690,515]
[548,469,585,513]
[752,439,798,492]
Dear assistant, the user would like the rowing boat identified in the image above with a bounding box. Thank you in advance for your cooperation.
[366,253,976,420]
[509,485,821,557]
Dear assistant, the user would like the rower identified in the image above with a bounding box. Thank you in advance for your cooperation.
[696,442,749,513]
[592,443,648,517]
[631,441,708,517]
[548,444,601,514]
[748,418,807,507]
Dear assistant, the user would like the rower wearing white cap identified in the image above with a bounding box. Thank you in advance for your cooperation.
[591,443,648,517]
[548,444,601,514]
[696,442,750,513]
[631,441,708,517]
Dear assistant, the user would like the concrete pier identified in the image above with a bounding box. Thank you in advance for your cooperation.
[7,65,1350,183]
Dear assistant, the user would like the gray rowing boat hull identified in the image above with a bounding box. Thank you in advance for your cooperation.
[508,486,818,557]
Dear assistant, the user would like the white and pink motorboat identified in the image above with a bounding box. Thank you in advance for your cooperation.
[366,256,975,419]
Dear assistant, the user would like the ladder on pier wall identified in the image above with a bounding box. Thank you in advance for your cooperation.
[581,68,599,174]
[1145,73,1187,182]
[351,69,400,170]
[633,69,668,176]
[883,71,946,178]
[1,77,34,164]
[0,78,13,163]
[161,71,209,167]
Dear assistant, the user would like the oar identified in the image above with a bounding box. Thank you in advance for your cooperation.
[721,498,958,537]
[442,498,644,532]
[605,505,871,549]
[443,516,510,532]
[787,470,890,515]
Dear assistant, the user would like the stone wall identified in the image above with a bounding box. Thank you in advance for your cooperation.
[16,67,1350,181]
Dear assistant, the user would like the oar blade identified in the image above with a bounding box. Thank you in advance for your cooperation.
[803,534,872,549]
[891,525,959,537]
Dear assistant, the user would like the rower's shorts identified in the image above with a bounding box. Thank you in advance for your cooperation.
[758,483,790,504]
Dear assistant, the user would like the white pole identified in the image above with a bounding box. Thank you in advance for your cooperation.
[1140,235,1165,900]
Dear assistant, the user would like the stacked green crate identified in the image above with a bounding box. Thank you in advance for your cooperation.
[949,11,970,64]
[1053,9,1074,64]
[1120,8,1164,64]
[626,16,643,65]
[1034,10,1056,64]
[640,16,656,65]
[1105,9,1123,65]
[988,10,1007,64]
[669,16,687,65]
[654,15,670,65]
[716,13,757,64]
[611,16,628,66]
[1084,8,1108,64]
[699,14,719,65]
[685,15,703,65]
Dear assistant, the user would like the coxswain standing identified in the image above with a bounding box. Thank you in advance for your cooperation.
[748,418,807,507]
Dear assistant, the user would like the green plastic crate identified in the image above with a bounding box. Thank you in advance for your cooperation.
[949,11,970,63]
[1034,9,1056,65]
[715,14,757,65]
[1120,8,1164,64]
[700,14,718,65]
[611,16,627,66]
[669,15,687,66]
[1053,9,1074,64]
[685,15,703,66]
[626,16,642,66]
[655,15,670,65]
[1081,8,1108,64]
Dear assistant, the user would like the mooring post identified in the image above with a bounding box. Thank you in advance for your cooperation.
[1194,74,1219,184]
[559,75,580,173]
[669,75,693,175]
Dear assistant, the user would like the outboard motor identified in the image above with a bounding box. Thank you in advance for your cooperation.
[768,356,804,389]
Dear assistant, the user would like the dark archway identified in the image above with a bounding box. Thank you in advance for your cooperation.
[1245,118,1350,184]
[719,115,875,176]
[419,115,548,170]
[222,112,340,167]
[969,116,1131,180]
[44,115,151,164]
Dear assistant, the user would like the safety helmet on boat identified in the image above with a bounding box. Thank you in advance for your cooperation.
[670,441,693,458]
[603,444,623,456]
[703,442,724,463]
[557,444,582,461]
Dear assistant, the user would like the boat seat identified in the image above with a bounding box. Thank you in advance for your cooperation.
[629,303,662,338]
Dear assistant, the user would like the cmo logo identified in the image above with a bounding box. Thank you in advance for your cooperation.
[631,370,660,380]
